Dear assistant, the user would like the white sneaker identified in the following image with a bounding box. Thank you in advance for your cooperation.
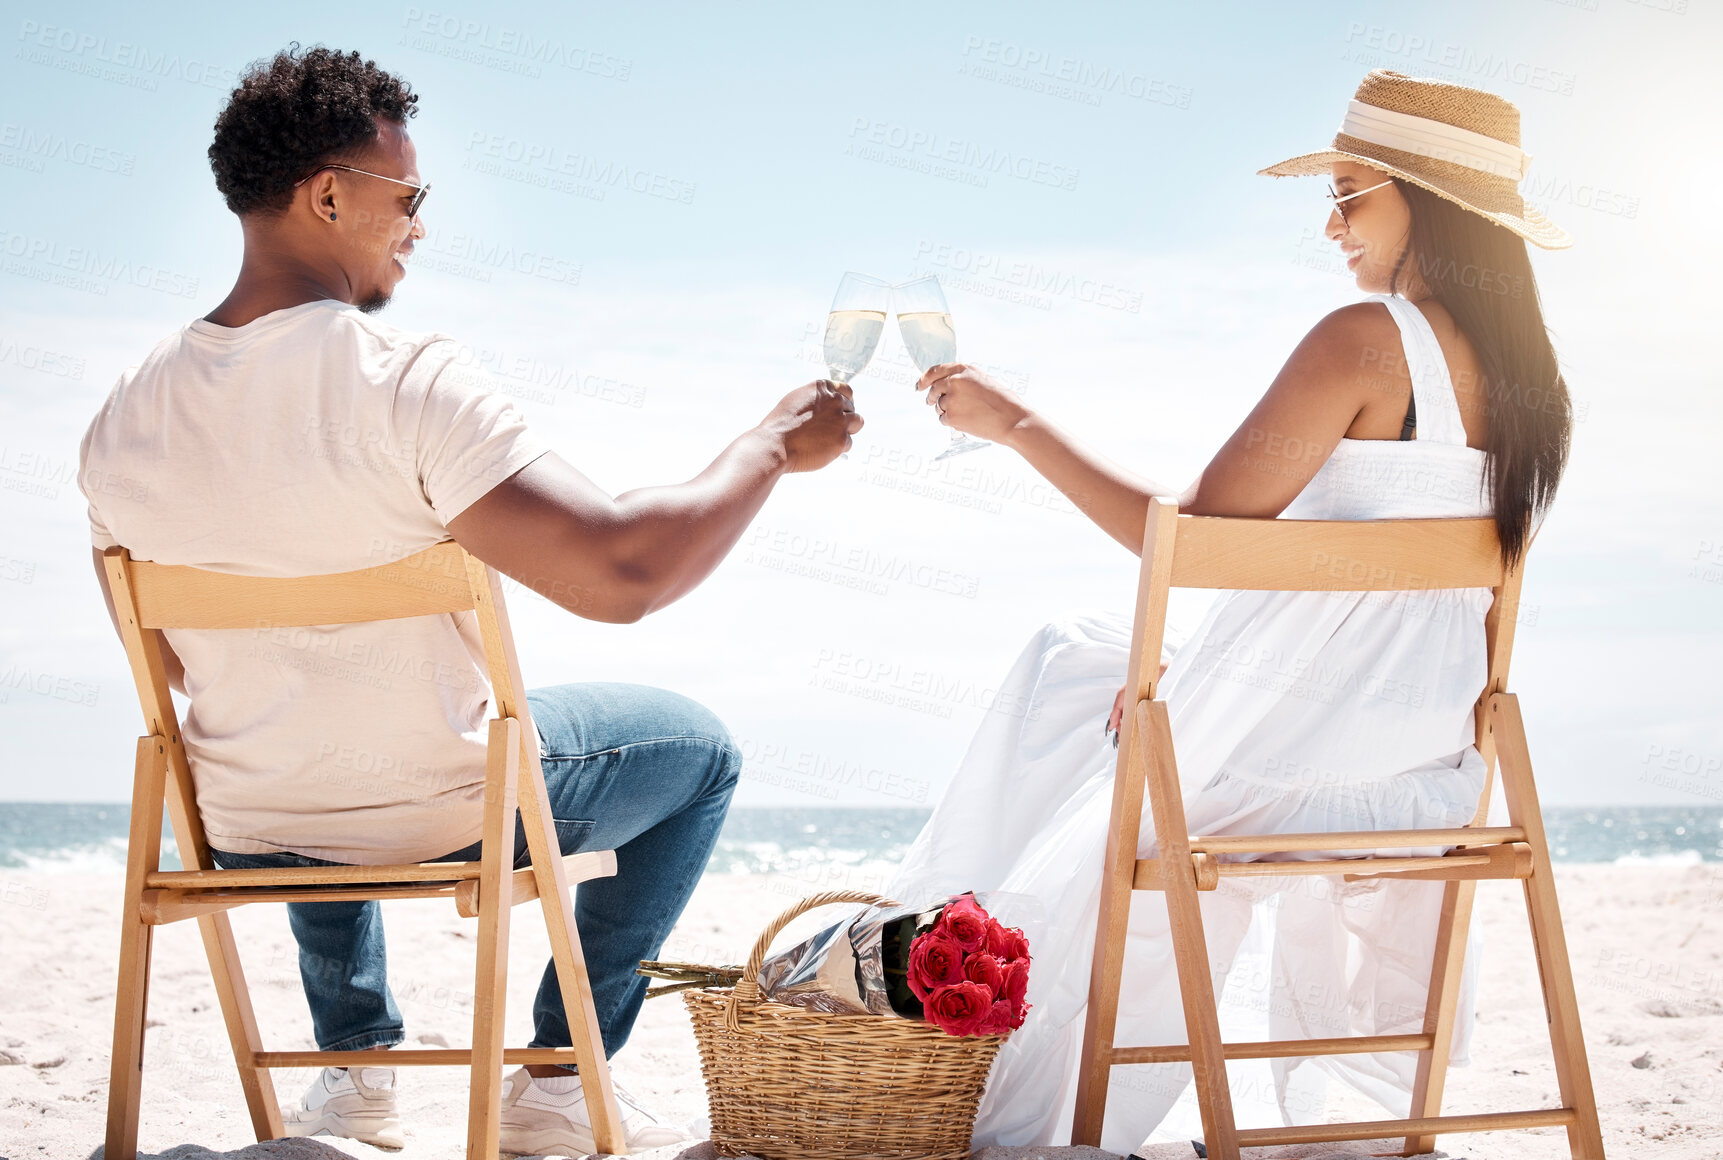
[498,1066,690,1156]
[280,1065,404,1151]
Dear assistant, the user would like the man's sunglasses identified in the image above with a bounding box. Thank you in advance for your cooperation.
[293,164,431,219]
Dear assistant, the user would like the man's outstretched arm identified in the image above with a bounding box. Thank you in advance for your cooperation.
[447,379,862,623]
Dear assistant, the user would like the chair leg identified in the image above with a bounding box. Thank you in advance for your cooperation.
[106,736,169,1160]
[1073,697,1155,1146]
[1491,694,1606,1160]
[516,728,625,1155]
[467,717,519,1160]
[194,912,285,1143]
[1075,700,1241,1157]
[152,735,283,1145]
[106,890,156,1160]
[1402,877,1478,1155]
[1138,700,1238,1160]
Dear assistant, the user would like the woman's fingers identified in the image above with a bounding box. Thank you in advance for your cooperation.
[1106,666,1168,740]
[915,363,965,392]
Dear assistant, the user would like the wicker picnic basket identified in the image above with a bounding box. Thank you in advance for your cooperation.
[679,889,1006,1160]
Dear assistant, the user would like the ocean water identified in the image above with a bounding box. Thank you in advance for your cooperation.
[1,803,1719,875]
[0,803,939,876]
[1,802,141,873]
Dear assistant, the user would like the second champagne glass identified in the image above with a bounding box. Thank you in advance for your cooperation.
[896,275,988,459]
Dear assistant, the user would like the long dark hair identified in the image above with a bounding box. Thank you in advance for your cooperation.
[1386,179,1571,573]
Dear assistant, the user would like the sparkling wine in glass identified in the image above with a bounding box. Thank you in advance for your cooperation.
[823,272,890,386]
[896,274,987,459]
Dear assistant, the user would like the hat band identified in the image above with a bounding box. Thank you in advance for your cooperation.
[1339,100,1528,181]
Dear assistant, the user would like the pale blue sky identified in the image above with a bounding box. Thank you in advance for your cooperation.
[2,0,1718,808]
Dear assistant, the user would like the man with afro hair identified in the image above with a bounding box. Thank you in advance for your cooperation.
[82,42,861,1155]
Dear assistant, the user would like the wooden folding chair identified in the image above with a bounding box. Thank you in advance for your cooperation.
[100,539,626,1159]
[1072,497,1605,1159]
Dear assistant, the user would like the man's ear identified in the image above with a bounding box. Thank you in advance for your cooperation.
[304,171,340,223]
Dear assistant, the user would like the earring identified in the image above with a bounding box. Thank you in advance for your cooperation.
[329,212,337,221]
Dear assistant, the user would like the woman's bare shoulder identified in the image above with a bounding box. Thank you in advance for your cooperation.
[1299,300,1400,355]
[1276,302,1406,418]
[1274,301,1403,402]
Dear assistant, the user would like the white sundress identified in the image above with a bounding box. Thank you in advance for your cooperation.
[890,294,1510,1154]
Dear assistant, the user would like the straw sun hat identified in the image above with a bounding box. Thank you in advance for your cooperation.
[1260,69,1571,250]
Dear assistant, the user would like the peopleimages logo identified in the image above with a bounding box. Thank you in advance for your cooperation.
[743,524,982,600]
[846,119,1080,192]
[957,36,1193,109]
[0,665,98,707]
[463,131,696,205]
[15,20,240,89]
[0,229,199,298]
[0,336,85,379]
[912,240,1143,314]
[400,8,633,80]
[415,225,582,286]
[1340,24,1578,95]
[0,122,135,174]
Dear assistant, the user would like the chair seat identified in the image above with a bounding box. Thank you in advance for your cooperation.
[144,861,487,889]
[1186,825,1525,854]
[1133,841,1534,891]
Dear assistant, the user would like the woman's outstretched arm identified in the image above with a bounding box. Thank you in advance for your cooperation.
[918,302,1394,555]
[996,408,1192,553]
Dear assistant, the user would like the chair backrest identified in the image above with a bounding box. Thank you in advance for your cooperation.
[99,540,537,869]
[1126,498,1527,827]
[126,540,479,628]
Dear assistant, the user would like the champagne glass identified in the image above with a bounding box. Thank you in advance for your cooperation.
[895,275,987,459]
[824,272,890,388]
[822,272,889,461]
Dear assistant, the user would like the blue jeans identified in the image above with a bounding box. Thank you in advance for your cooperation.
[209,682,740,1067]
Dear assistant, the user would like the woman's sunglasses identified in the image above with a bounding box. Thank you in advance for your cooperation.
[1325,178,1394,227]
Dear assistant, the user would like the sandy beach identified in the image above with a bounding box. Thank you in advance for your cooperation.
[2,863,1718,1159]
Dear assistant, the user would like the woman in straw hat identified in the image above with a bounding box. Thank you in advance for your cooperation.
[894,71,1575,1151]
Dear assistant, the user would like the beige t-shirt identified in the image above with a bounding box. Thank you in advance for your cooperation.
[79,299,552,863]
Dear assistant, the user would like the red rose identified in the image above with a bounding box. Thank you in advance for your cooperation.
[999,958,1030,1013]
[963,951,1006,995]
[984,917,1030,963]
[907,930,966,1002]
[977,999,1020,1036]
[926,981,995,1037]
[939,894,990,953]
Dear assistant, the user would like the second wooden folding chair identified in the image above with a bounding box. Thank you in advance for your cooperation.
[1072,497,1605,1159]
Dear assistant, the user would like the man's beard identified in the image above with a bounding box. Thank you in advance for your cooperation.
[356,286,393,314]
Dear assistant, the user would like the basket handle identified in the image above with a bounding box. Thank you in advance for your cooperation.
[726,889,900,1032]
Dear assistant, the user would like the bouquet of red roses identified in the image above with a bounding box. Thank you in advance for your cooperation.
[901,893,1031,1037]
[753,890,1032,1038]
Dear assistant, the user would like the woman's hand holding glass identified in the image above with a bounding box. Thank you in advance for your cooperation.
[915,363,1030,447]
